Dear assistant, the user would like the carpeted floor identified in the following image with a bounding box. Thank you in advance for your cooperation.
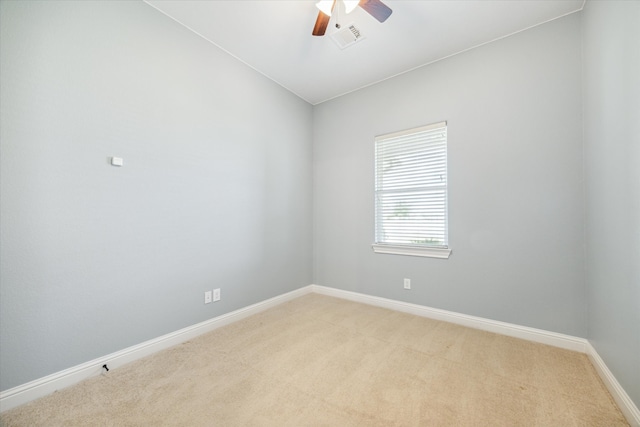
[0,293,629,426]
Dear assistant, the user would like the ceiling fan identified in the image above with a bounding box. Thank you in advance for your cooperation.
[312,0,393,36]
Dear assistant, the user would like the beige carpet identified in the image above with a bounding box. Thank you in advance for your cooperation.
[0,294,628,426]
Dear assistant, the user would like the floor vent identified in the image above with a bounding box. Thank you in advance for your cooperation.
[331,24,365,49]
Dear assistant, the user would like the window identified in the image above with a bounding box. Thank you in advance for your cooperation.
[372,121,451,258]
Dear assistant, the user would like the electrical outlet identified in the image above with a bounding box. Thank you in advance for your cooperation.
[204,290,212,304]
[404,278,411,290]
[213,288,220,302]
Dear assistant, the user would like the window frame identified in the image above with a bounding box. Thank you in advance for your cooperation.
[372,121,451,259]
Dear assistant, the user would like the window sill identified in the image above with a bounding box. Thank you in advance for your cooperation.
[371,244,452,259]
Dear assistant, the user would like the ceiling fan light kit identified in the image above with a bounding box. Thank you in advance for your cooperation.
[316,0,359,16]
[343,1,359,14]
[312,0,392,37]
[315,0,335,16]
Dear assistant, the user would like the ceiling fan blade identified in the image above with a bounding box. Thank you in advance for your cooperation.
[358,0,392,23]
[312,11,331,36]
[312,0,337,36]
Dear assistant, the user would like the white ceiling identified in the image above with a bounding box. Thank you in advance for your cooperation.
[145,0,584,105]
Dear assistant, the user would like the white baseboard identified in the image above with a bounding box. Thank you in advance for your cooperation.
[311,285,587,352]
[2,284,637,426]
[0,285,313,412]
[586,342,640,426]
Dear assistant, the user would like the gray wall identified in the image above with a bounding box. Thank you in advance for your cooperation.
[313,14,585,336]
[583,0,640,407]
[0,0,313,391]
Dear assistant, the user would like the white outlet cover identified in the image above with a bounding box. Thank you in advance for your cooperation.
[213,288,220,302]
[111,157,124,167]
[204,291,212,304]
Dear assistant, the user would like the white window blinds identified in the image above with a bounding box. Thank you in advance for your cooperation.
[375,122,448,249]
